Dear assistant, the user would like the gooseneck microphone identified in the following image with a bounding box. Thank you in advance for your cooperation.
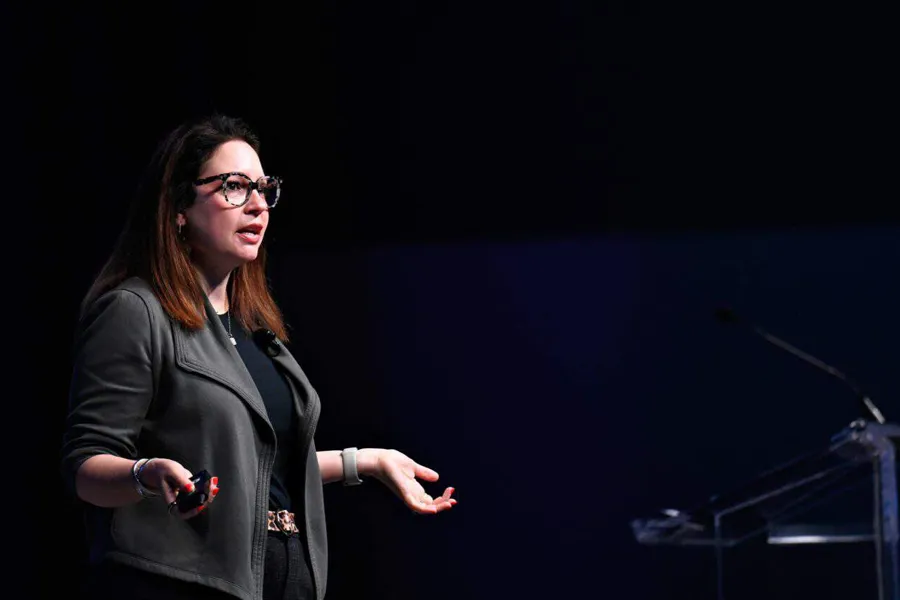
[715,307,887,424]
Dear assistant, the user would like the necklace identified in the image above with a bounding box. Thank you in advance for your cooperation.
[225,305,237,346]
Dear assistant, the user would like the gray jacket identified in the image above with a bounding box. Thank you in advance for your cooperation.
[60,276,327,600]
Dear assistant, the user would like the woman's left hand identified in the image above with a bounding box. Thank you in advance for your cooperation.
[364,449,457,514]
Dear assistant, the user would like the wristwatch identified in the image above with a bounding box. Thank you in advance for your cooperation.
[341,447,364,486]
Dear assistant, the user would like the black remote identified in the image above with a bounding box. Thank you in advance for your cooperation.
[176,470,213,513]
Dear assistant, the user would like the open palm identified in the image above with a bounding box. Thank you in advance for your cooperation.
[372,449,457,514]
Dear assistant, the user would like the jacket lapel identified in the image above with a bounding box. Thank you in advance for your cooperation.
[253,330,322,437]
[271,347,321,422]
[269,339,322,461]
[172,296,273,434]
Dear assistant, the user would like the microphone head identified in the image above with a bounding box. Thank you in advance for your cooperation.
[252,328,281,357]
[714,307,741,325]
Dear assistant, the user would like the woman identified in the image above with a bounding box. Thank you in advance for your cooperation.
[60,114,456,600]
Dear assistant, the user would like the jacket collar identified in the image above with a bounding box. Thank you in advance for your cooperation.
[173,294,274,436]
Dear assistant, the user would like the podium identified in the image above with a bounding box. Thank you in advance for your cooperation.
[631,419,900,600]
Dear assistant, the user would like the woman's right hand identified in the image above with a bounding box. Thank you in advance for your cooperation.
[139,458,220,520]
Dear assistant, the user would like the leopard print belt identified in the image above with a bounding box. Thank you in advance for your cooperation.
[267,510,300,535]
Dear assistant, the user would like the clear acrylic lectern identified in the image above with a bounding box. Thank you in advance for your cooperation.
[631,419,900,600]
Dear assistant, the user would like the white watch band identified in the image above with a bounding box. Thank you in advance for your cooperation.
[341,447,364,486]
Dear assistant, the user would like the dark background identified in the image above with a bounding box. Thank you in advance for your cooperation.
[3,1,897,598]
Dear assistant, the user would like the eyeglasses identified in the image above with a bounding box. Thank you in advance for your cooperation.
[193,172,282,208]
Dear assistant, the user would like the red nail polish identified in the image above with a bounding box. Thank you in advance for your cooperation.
[211,488,219,497]
[198,505,206,513]
[211,477,219,486]
[184,483,195,493]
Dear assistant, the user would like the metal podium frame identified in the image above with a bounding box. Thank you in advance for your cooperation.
[631,420,900,600]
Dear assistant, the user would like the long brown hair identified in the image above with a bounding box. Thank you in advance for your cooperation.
[82,114,289,341]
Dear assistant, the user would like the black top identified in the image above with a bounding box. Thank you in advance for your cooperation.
[219,311,297,511]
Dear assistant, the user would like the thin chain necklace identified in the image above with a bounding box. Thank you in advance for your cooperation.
[225,298,237,346]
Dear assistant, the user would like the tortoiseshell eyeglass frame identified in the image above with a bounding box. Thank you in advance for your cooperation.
[193,172,282,208]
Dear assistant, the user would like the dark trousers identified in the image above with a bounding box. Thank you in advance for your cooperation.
[84,531,314,600]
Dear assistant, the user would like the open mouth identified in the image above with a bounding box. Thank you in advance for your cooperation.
[236,223,264,243]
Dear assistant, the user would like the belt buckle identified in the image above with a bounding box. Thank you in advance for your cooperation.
[275,509,296,536]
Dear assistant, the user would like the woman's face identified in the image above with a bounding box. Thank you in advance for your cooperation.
[179,140,271,277]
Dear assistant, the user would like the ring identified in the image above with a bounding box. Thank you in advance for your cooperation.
[167,501,178,515]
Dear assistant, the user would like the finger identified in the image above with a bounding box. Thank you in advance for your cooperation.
[177,490,214,520]
[404,489,438,514]
[161,478,192,506]
[163,475,196,513]
[186,478,220,514]
[412,502,439,515]
[174,479,196,505]
[208,482,221,505]
[162,468,195,500]
[178,503,208,520]
[172,487,217,520]
[161,483,178,506]
[434,493,455,508]
[429,491,458,513]
[414,463,440,482]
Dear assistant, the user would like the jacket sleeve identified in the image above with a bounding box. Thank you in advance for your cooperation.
[60,288,158,500]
